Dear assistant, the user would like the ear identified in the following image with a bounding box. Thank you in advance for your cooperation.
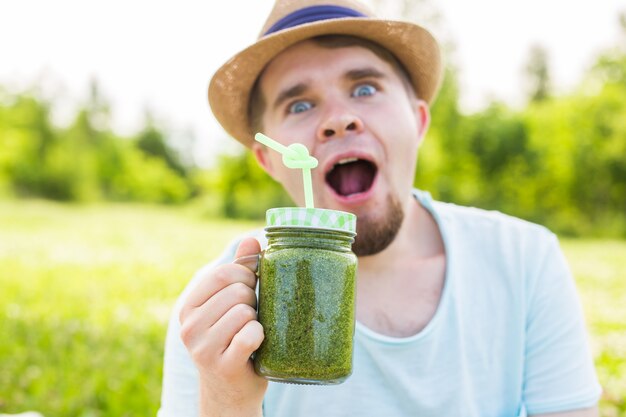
[413,99,431,145]
[252,143,276,177]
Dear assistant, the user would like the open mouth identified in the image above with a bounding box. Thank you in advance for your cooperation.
[325,157,377,198]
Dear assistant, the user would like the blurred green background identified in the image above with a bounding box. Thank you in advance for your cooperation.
[1,3,626,417]
[2,25,625,235]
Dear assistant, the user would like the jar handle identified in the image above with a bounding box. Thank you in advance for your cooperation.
[233,253,261,275]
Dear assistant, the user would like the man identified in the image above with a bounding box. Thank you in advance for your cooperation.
[159,0,601,416]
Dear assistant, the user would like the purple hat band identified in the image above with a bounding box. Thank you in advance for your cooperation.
[264,5,367,36]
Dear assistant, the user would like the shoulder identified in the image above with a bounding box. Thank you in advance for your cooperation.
[417,189,553,242]
[417,190,559,275]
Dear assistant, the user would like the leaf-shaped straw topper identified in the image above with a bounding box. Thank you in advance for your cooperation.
[255,133,318,208]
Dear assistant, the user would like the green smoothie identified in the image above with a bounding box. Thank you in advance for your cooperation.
[254,226,357,384]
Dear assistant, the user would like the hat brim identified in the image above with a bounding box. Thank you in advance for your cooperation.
[208,17,442,147]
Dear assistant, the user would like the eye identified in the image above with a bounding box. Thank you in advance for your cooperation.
[289,100,314,114]
[352,84,377,97]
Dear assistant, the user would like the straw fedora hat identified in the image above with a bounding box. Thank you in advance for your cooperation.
[208,0,443,147]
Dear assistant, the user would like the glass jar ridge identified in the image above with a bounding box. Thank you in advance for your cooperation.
[265,226,355,251]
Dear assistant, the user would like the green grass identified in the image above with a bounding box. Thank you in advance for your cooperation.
[0,199,624,416]
[561,239,626,414]
[0,199,261,417]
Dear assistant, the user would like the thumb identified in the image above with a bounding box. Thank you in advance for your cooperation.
[235,237,262,258]
[233,237,262,273]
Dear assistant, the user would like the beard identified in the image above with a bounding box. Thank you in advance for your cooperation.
[351,194,405,257]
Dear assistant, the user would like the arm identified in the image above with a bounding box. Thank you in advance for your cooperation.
[522,232,601,414]
[179,237,267,417]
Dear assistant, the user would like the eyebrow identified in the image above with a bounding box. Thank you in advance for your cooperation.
[271,67,388,111]
[272,83,309,111]
[345,67,387,81]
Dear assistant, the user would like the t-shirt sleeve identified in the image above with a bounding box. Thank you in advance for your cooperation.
[157,237,243,417]
[522,231,602,414]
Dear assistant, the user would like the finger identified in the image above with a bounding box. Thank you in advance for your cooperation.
[208,303,258,354]
[183,303,257,363]
[188,281,258,338]
[223,320,264,368]
[180,263,256,321]
[179,238,261,325]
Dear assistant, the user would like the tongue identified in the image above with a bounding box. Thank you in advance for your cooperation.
[328,161,374,196]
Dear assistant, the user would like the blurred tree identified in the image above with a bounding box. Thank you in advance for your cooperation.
[0,80,195,204]
[210,150,292,219]
[572,45,626,233]
[1,92,66,198]
[468,104,529,178]
[59,79,116,200]
[84,78,112,137]
[136,112,187,177]
[524,44,552,103]
[415,66,478,204]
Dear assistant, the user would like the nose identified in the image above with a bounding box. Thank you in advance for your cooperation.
[316,109,364,142]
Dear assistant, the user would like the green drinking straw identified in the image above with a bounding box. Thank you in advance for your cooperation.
[255,133,318,208]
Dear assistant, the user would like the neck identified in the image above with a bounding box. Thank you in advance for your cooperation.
[354,192,447,336]
[357,194,443,273]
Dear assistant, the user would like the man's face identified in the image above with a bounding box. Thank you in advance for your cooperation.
[253,40,430,255]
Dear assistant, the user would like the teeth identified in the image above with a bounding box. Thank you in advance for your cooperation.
[336,157,359,165]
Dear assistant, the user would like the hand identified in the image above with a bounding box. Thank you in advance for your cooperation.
[179,237,267,417]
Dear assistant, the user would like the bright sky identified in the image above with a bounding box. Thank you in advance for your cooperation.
[1,0,624,165]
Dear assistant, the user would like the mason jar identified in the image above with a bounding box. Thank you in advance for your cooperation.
[254,207,357,385]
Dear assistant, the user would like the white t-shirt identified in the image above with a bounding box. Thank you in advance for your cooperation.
[158,190,601,417]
